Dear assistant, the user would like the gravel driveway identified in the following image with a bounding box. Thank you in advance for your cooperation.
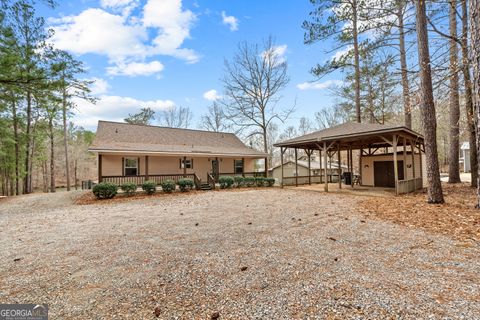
[0,189,478,319]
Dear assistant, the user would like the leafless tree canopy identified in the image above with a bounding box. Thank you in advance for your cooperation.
[158,106,192,129]
[199,102,231,132]
[222,37,294,155]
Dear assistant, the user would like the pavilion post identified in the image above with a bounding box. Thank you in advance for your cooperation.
[145,156,149,180]
[294,148,298,187]
[338,143,342,189]
[324,141,329,192]
[307,149,311,185]
[403,137,407,180]
[349,145,354,188]
[319,147,323,184]
[418,142,424,188]
[393,135,399,195]
[280,147,284,188]
[328,152,332,183]
[359,147,362,186]
[410,139,416,188]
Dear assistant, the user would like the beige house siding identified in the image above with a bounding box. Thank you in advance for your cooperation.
[100,154,257,182]
[361,153,427,187]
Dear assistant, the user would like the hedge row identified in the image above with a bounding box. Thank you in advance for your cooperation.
[92,178,195,199]
[219,176,275,189]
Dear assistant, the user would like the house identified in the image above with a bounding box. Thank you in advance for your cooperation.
[460,142,470,172]
[274,122,427,194]
[88,121,267,187]
[269,157,348,185]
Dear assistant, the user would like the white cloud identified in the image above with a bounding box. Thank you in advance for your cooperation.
[262,44,288,65]
[331,45,353,61]
[221,11,238,31]
[89,77,109,94]
[49,0,198,77]
[203,89,221,101]
[106,60,164,77]
[297,80,343,91]
[72,94,175,128]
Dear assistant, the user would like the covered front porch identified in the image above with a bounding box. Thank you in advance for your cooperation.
[274,123,426,195]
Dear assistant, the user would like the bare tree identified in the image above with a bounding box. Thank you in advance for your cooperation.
[299,116,313,135]
[471,0,480,206]
[414,0,444,203]
[199,102,230,132]
[159,106,192,128]
[222,37,294,172]
[447,0,461,183]
[315,107,342,129]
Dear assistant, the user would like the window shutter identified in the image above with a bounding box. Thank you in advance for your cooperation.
[179,158,182,169]
[122,157,125,176]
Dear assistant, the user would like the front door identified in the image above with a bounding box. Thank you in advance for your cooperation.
[211,159,219,180]
[373,161,404,188]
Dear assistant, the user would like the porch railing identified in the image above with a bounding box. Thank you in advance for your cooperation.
[397,177,423,194]
[102,174,199,188]
[207,173,216,190]
[282,174,340,186]
[217,171,266,178]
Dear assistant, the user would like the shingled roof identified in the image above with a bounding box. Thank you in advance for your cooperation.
[89,121,267,157]
[274,122,423,148]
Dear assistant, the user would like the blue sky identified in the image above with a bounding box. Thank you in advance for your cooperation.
[38,0,343,131]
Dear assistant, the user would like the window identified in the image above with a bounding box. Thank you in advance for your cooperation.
[234,159,244,174]
[180,158,193,169]
[124,158,138,176]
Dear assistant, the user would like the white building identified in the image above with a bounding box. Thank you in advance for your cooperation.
[460,142,470,172]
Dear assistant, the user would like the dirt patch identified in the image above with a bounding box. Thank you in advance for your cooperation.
[358,183,480,242]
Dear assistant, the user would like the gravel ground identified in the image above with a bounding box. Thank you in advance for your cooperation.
[0,189,479,319]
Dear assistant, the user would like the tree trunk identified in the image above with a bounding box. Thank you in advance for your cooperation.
[415,0,444,203]
[448,0,462,183]
[352,0,361,123]
[11,96,20,195]
[470,0,480,207]
[24,90,32,194]
[462,0,478,187]
[263,125,268,177]
[49,118,56,193]
[397,0,412,129]
[62,84,71,191]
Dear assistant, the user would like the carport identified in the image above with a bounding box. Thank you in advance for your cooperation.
[273,122,425,195]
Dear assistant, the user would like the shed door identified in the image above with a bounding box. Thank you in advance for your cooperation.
[373,161,404,188]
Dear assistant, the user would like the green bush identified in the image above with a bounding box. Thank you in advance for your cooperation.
[219,176,234,189]
[178,178,194,192]
[120,182,137,196]
[93,182,118,199]
[161,179,176,193]
[255,177,265,187]
[244,176,256,187]
[234,176,245,188]
[265,177,275,187]
[142,180,157,195]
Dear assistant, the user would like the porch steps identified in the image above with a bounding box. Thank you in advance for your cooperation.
[199,183,212,191]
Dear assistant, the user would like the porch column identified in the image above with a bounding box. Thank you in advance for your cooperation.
[338,143,342,189]
[145,156,149,180]
[393,135,399,195]
[307,149,311,185]
[98,154,103,183]
[183,156,187,177]
[294,148,298,187]
[280,147,284,188]
[324,142,329,192]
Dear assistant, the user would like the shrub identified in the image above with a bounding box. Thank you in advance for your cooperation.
[255,177,265,187]
[244,176,256,187]
[161,179,176,193]
[219,176,234,189]
[92,182,118,199]
[142,180,157,195]
[234,176,245,188]
[178,178,194,192]
[120,182,137,196]
[265,177,275,187]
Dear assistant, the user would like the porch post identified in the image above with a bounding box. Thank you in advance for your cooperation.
[307,149,311,185]
[98,154,103,183]
[403,137,407,179]
[183,156,187,177]
[393,135,399,195]
[410,139,416,188]
[280,147,284,188]
[294,148,298,187]
[145,156,149,180]
[338,143,342,189]
[324,142,329,192]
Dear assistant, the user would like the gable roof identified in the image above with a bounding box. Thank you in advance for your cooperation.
[89,121,267,157]
[274,122,423,148]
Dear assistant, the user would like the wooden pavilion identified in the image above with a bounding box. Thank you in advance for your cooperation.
[274,122,425,195]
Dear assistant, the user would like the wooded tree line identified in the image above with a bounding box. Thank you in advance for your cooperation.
[0,0,95,196]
